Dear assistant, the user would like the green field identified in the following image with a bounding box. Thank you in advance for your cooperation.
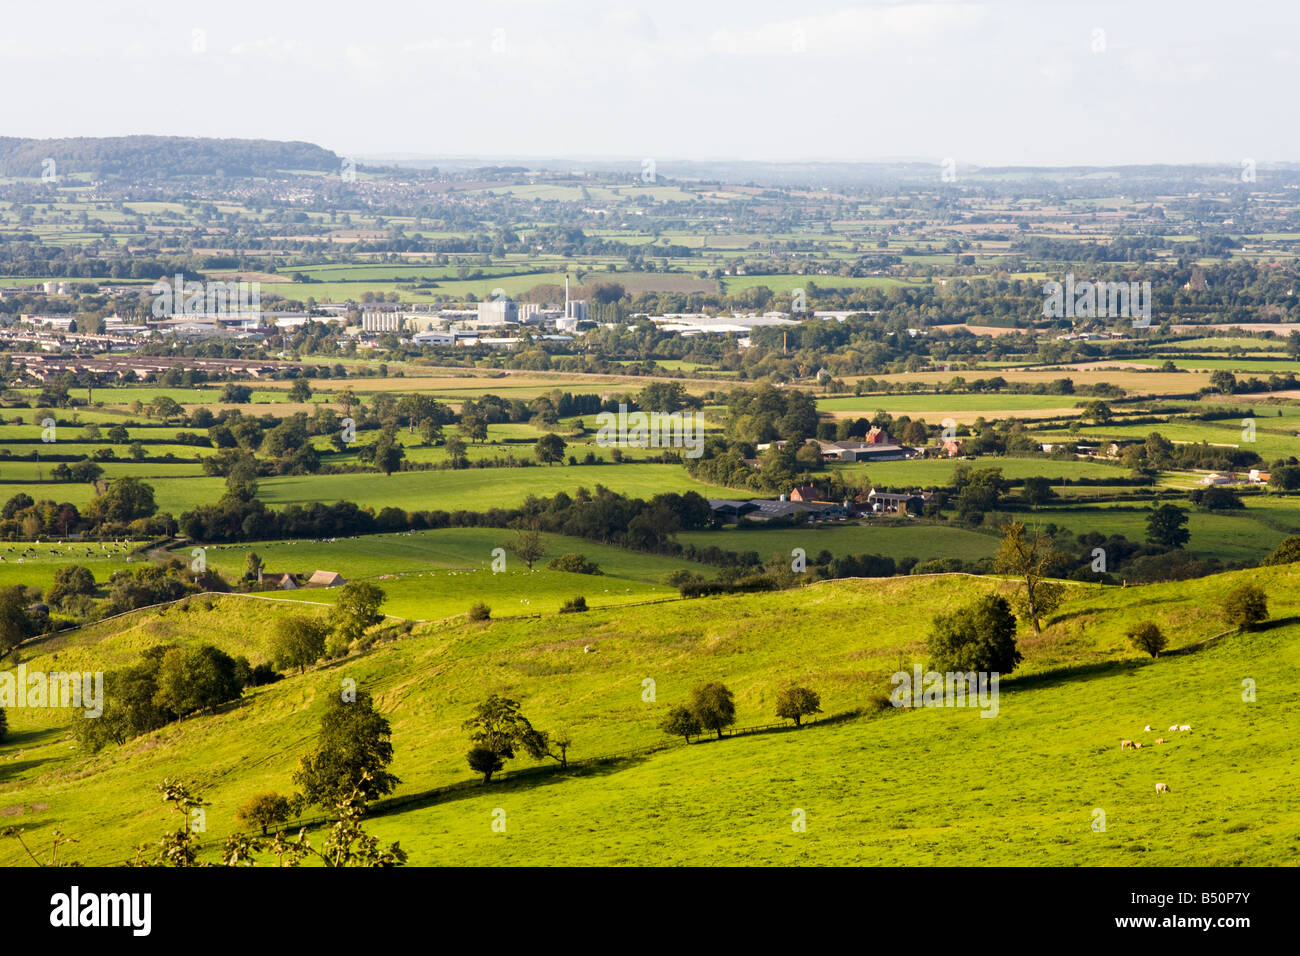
[0,463,746,515]
[2,566,1297,865]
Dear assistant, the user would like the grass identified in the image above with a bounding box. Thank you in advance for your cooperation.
[1,565,1297,865]
[678,523,998,563]
[0,463,747,514]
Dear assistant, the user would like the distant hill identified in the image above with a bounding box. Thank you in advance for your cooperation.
[0,135,340,179]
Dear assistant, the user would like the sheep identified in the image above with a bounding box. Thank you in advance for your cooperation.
[1155,782,1170,794]
[1121,739,1136,750]
[1168,724,1179,732]
[1155,738,1165,745]
[1178,724,1191,732]
[1143,725,1152,732]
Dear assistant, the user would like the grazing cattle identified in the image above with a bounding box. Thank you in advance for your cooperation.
[1155,783,1170,794]
[1178,724,1191,731]
[1155,738,1165,745]
[1121,739,1135,750]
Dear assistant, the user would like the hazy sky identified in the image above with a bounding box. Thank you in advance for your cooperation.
[4,0,1295,167]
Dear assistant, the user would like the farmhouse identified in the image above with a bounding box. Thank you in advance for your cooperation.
[261,572,298,590]
[305,570,346,588]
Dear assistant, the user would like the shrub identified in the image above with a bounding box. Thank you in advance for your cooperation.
[236,792,292,835]
[547,553,603,575]
[468,602,491,622]
[559,596,588,614]
[1222,584,1268,630]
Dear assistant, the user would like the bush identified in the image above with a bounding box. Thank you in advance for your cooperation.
[1127,621,1168,658]
[468,602,491,622]
[661,569,703,588]
[559,596,588,614]
[1222,584,1268,630]
[547,553,603,575]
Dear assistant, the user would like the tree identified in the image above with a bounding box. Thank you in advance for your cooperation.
[236,792,292,835]
[459,408,488,443]
[1146,504,1190,549]
[953,467,1006,524]
[1082,400,1113,424]
[1209,370,1237,394]
[926,593,1022,674]
[1269,466,1300,491]
[89,477,157,525]
[152,645,245,716]
[0,587,36,660]
[444,434,468,464]
[418,418,442,446]
[371,429,405,476]
[466,745,504,784]
[288,378,312,403]
[994,521,1066,637]
[659,705,702,743]
[534,433,566,465]
[775,685,822,727]
[1020,476,1056,507]
[244,551,263,582]
[270,617,329,674]
[47,565,96,607]
[328,582,385,645]
[294,691,399,806]
[1128,621,1168,658]
[1263,535,1300,566]
[506,524,546,570]
[0,706,6,744]
[1221,584,1268,630]
[462,695,550,774]
[148,395,183,422]
[687,682,736,739]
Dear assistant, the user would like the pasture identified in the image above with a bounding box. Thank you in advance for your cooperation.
[1,566,1296,865]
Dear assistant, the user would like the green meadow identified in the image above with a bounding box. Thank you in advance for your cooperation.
[1,566,1296,865]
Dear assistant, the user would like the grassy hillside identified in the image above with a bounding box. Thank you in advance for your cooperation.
[1,565,1296,865]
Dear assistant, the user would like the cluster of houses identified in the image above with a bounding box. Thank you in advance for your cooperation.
[756,427,932,466]
[257,569,345,590]
[708,485,933,525]
[1201,470,1271,486]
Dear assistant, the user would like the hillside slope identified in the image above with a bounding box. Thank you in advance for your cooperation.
[1,567,1296,865]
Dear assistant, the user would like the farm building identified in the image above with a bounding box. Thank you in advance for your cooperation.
[866,489,927,515]
[305,570,346,588]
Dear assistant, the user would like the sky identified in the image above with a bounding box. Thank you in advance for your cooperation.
[2,0,1296,167]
